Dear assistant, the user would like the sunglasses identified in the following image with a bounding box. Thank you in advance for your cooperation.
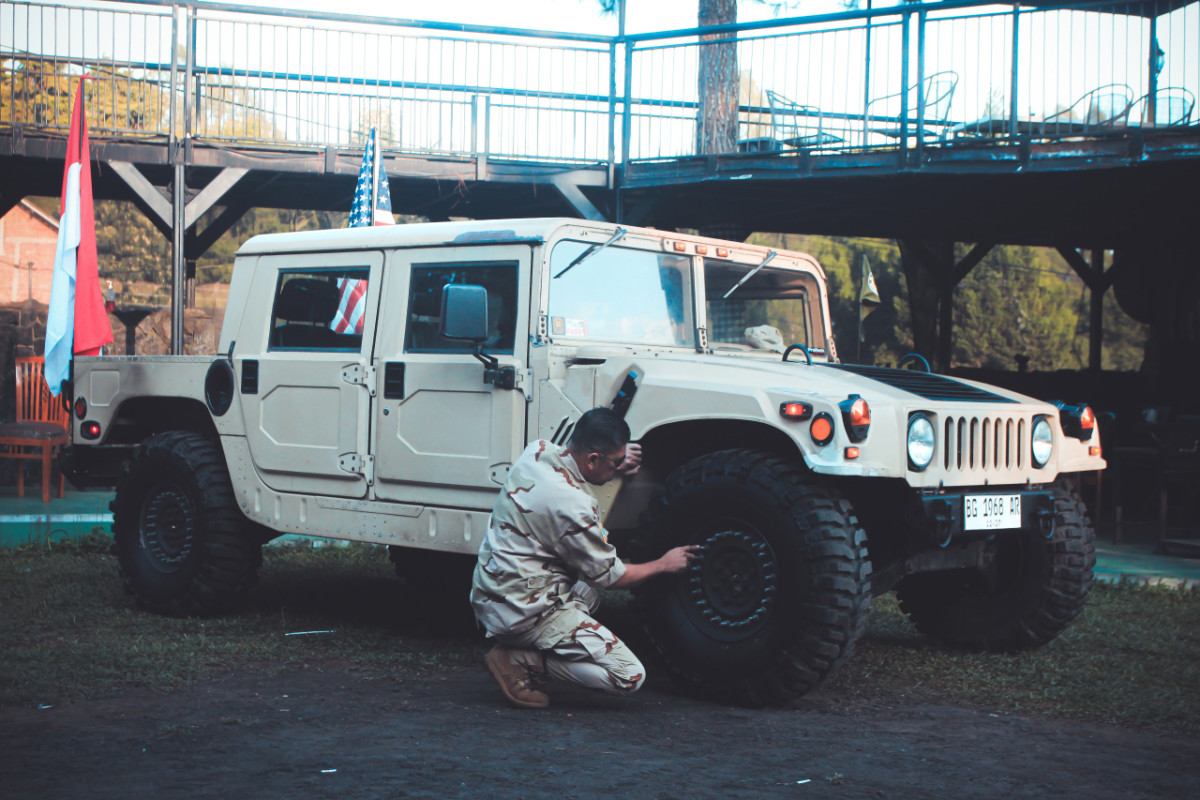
[594,452,625,469]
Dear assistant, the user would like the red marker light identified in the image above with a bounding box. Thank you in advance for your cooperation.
[1089,445,1102,457]
[779,402,813,420]
[716,247,729,258]
[845,446,860,459]
[1080,406,1095,430]
[695,244,708,255]
[672,241,688,252]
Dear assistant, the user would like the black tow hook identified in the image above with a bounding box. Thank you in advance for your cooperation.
[928,498,955,548]
[1035,495,1056,539]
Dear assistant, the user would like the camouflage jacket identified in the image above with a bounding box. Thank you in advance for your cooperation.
[470,440,627,646]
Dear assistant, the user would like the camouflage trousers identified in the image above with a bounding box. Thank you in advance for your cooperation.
[497,581,645,696]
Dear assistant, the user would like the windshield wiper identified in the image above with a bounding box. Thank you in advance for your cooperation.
[553,227,626,279]
[721,250,776,299]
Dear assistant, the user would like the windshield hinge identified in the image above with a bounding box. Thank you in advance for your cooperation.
[341,363,377,397]
[337,453,375,484]
[696,325,709,352]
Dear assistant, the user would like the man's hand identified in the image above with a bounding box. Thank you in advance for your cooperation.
[658,545,699,574]
[611,544,699,589]
[617,442,643,476]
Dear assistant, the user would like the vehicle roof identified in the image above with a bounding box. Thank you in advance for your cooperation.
[235,218,824,275]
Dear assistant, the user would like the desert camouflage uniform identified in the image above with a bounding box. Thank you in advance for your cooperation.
[471,440,645,695]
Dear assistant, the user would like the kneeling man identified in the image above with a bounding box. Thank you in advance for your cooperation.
[471,407,695,708]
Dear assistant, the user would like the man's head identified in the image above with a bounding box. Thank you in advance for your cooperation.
[566,407,631,485]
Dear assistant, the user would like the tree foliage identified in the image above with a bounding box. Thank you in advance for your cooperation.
[748,233,1147,372]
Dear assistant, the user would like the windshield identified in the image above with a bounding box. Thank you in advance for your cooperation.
[704,260,826,354]
[548,240,695,347]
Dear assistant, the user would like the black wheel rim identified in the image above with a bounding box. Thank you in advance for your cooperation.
[682,523,779,642]
[138,482,198,573]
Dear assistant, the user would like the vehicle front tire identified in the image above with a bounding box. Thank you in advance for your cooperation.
[636,449,872,706]
[895,479,1096,651]
[112,431,261,616]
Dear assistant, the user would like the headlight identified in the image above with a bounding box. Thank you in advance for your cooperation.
[907,413,935,471]
[1031,416,1053,468]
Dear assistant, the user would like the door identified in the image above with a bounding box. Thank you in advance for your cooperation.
[239,250,383,498]
[371,245,531,510]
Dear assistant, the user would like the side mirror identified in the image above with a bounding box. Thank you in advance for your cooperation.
[439,284,489,343]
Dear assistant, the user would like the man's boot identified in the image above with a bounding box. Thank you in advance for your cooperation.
[485,645,549,709]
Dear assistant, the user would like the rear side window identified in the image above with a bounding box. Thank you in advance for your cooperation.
[269,268,369,351]
[405,262,518,353]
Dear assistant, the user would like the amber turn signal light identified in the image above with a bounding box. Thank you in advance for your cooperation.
[838,395,871,443]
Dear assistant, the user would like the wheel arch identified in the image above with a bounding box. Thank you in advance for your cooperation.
[103,396,219,445]
[637,418,807,484]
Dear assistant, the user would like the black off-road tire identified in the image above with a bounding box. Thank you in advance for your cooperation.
[112,431,261,617]
[895,479,1095,651]
[636,449,872,706]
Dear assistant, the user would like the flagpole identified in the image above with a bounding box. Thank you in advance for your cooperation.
[857,303,863,364]
[369,128,379,227]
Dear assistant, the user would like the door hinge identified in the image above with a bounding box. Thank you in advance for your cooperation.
[337,452,375,484]
[341,363,377,397]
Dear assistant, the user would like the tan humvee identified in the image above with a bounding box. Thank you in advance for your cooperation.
[68,218,1104,704]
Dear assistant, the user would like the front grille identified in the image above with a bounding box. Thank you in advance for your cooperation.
[822,364,1017,403]
[942,414,1027,474]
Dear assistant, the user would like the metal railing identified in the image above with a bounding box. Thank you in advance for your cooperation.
[2,0,1198,166]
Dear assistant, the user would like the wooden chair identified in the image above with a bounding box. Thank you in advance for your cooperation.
[0,356,69,502]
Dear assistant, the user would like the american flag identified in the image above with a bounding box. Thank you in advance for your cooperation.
[335,127,393,334]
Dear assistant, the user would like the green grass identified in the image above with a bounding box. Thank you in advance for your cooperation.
[2,537,1198,734]
[826,582,1200,733]
[0,537,481,707]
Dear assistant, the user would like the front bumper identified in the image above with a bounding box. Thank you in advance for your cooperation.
[918,488,1055,547]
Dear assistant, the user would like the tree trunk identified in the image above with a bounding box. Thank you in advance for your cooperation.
[697,0,739,155]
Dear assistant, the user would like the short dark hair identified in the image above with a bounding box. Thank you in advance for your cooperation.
[568,407,630,455]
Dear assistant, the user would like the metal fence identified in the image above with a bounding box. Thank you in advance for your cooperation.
[2,0,1198,165]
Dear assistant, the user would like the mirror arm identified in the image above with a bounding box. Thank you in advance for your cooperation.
[474,344,516,390]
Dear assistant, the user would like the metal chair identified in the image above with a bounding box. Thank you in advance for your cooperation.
[0,356,69,502]
[865,70,958,142]
[1041,84,1134,135]
[1132,87,1195,127]
[766,90,844,149]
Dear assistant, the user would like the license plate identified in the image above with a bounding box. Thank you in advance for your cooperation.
[963,494,1022,530]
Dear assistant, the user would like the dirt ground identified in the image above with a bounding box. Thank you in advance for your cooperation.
[3,659,1198,800]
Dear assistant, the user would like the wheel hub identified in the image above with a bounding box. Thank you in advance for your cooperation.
[139,483,197,573]
[686,527,778,638]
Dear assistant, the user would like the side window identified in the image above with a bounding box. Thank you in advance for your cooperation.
[405,262,518,353]
[269,268,369,351]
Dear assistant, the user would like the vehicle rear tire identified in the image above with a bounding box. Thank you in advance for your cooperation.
[636,449,872,706]
[895,479,1095,651]
[112,431,261,616]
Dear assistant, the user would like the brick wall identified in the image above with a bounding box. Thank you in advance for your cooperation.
[0,202,58,306]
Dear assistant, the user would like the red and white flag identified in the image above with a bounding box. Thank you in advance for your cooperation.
[44,76,112,394]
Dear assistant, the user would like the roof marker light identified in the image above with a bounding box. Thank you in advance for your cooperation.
[695,244,708,255]
[673,241,688,252]
[716,247,729,258]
